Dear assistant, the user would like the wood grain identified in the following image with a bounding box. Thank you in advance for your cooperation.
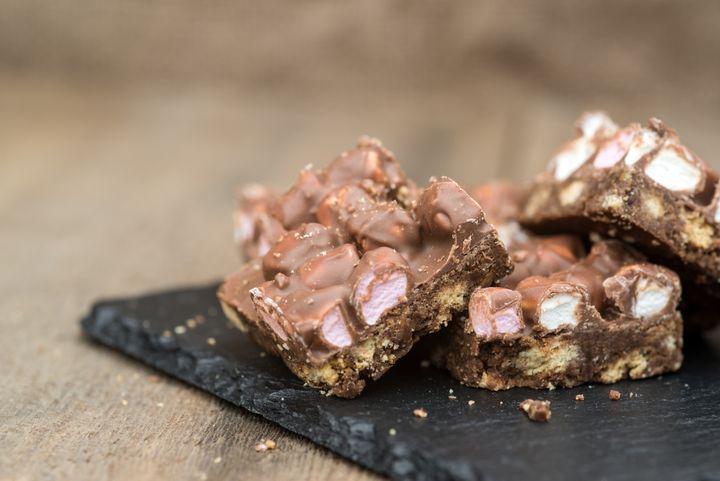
[1,3,719,474]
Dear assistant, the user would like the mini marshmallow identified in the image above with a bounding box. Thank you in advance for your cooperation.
[538,292,581,331]
[553,137,597,181]
[644,146,702,193]
[632,278,672,320]
[624,129,660,166]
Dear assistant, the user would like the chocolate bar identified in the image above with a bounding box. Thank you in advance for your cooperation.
[519,112,720,329]
[219,138,512,397]
[442,238,683,390]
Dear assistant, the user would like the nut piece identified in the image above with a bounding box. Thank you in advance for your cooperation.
[468,287,524,340]
[644,142,704,193]
[603,263,680,320]
[519,399,552,422]
[609,390,622,401]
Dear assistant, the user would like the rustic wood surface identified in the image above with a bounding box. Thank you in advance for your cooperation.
[1,1,720,479]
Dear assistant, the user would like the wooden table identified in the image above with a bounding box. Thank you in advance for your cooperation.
[2,74,719,481]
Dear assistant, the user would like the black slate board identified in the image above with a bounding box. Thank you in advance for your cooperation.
[81,284,720,481]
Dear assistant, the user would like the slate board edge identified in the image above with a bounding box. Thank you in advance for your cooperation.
[80,296,485,481]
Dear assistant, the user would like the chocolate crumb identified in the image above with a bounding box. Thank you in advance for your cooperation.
[575,394,585,401]
[519,399,551,422]
[413,408,428,418]
[609,390,622,401]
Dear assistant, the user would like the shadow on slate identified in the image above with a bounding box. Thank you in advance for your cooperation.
[80,283,720,481]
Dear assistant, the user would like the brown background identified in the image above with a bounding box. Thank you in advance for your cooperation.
[2,1,720,480]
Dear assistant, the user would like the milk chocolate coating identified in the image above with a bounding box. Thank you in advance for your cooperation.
[219,138,512,397]
[519,112,720,330]
[443,237,683,390]
[233,185,286,260]
[249,177,498,365]
[468,287,524,340]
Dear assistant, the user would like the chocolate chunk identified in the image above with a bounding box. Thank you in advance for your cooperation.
[440,184,683,391]
[262,223,347,279]
[273,168,328,229]
[518,112,720,330]
[603,263,681,321]
[501,235,584,289]
[219,139,512,397]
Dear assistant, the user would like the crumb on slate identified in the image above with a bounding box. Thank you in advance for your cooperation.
[519,399,551,422]
[420,360,430,368]
[162,330,172,337]
[206,337,217,346]
[468,400,476,406]
[389,428,397,436]
[186,318,197,329]
[413,408,428,418]
[260,352,267,358]
[174,325,187,335]
[575,394,585,401]
[448,395,457,400]
[609,390,621,401]
[254,439,276,452]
